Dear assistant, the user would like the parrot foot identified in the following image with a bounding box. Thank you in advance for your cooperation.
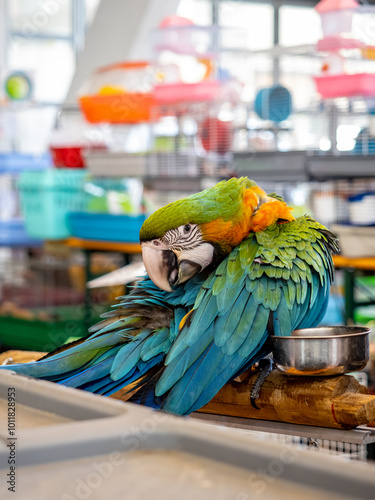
[250,357,274,410]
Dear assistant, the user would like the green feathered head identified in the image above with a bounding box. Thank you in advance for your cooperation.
[140,177,257,242]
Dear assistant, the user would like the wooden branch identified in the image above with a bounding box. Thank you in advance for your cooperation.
[3,350,374,429]
[199,370,375,429]
[0,350,46,365]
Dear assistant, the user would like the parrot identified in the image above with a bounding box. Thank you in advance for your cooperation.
[1,177,339,415]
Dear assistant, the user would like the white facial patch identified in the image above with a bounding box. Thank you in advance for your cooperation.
[177,243,214,271]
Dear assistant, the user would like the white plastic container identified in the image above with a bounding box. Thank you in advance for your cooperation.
[315,0,359,37]
[331,224,375,257]
[348,193,375,225]
[321,9,356,36]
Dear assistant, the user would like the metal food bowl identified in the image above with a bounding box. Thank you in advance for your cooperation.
[272,326,371,376]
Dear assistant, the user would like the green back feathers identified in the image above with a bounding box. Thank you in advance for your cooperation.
[254,215,339,282]
[139,177,258,242]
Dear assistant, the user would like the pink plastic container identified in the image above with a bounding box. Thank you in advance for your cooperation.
[314,73,375,98]
[153,81,223,104]
[316,36,364,51]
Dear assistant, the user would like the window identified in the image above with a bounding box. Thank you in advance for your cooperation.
[8,39,75,103]
[219,1,274,51]
[1,0,101,154]
[279,5,321,47]
[8,0,73,36]
[177,0,212,26]
[5,0,101,104]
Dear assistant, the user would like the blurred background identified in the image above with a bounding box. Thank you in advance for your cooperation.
[1,0,375,464]
[1,0,375,389]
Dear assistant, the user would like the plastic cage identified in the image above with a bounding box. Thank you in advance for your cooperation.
[79,61,158,124]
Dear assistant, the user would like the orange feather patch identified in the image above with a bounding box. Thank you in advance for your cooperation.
[250,199,294,232]
[200,186,294,250]
[243,186,267,208]
[200,186,263,250]
[200,219,241,252]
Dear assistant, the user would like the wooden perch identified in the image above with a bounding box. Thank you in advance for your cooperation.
[3,350,375,429]
[199,369,375,429]
[0,350,45,365]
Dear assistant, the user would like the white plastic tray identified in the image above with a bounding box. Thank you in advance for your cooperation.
[1,370,375,499]
[84,151,147,177]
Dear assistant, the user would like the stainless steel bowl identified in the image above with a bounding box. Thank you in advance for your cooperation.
[272,326,370,376]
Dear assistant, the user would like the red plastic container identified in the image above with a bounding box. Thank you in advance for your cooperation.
[50,145,106,168]
[51,146,85,168]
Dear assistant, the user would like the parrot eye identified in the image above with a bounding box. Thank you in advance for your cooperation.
[184,224,191,233]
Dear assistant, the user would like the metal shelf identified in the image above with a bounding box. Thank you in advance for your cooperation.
[144,176,219,193]
[233,151,375,183]
[307,155,375,181]
[193,413,375,446]
[233,150,308,182]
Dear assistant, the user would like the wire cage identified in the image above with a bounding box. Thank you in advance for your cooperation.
[0,245,86,352]
[196,412,375,463]
[241,176,375,241]
[236,71,375,156]
[251,430,369,462]
[228,2,375,157]
[147,98,239,182]
[0,245,123,353]
[306,96,375,157]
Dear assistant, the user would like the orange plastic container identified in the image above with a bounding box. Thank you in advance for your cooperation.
[79,62,157,124]
[80,93,155,123]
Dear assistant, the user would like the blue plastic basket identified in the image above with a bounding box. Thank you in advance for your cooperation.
[0,220,42,246]
[18,169,87,239]
[0,153,52,173]
[68,212,146,242]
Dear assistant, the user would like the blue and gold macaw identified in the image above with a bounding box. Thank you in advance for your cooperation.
[2,178,339,415]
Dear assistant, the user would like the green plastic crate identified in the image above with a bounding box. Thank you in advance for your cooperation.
[354,306,375,325]
[0,305,105,352]
[354,276,375,325]
[18,169,87,239]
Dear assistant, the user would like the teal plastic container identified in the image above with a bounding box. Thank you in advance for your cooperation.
[254,85,292,123]
[18,169,87,239]
[68,212,146,242]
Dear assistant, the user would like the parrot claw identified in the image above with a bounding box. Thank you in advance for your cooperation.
[250,396,261,410]
[250,357,274,410]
